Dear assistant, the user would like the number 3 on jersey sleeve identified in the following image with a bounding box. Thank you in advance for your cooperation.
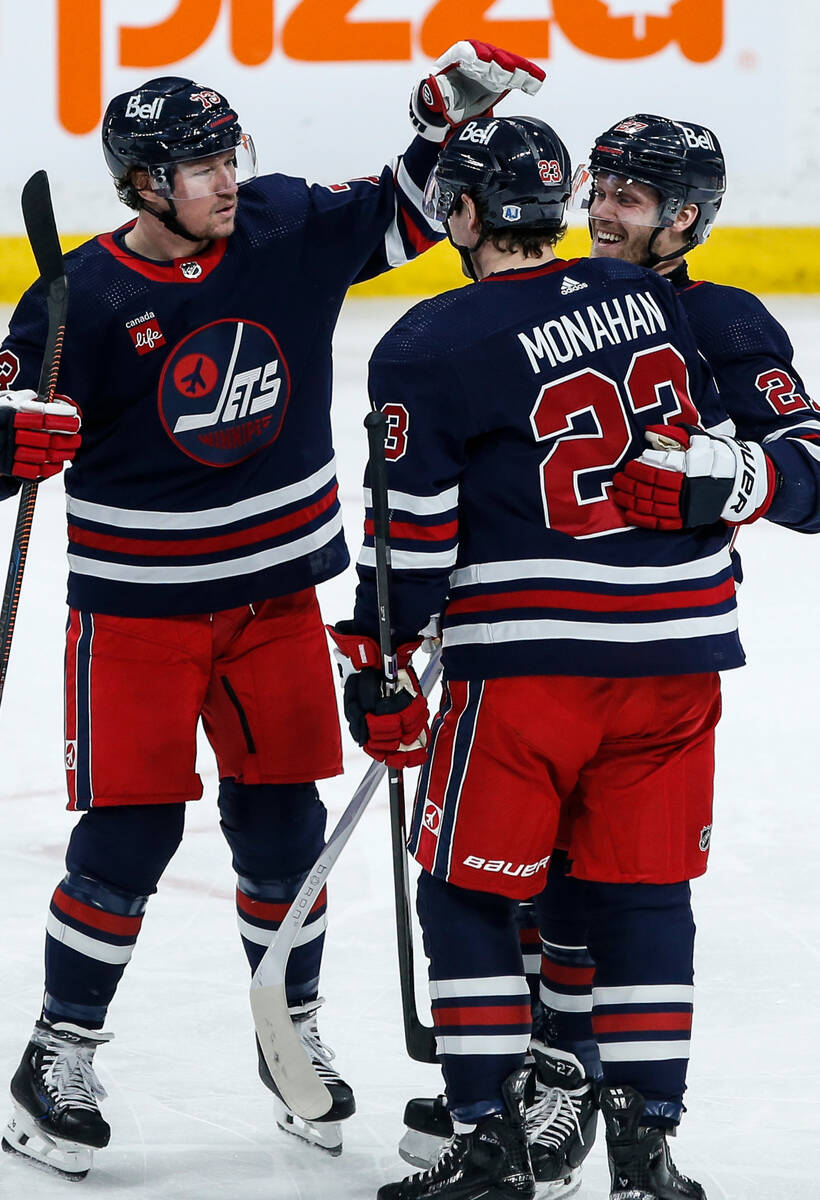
[529,344,699,537]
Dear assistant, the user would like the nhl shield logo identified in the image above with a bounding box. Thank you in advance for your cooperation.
[179,261,203,280]
[699,824,712,852]
[65,740,77,770]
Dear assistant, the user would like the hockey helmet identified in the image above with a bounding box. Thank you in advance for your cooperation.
[101,76,257,198]
[571,114,725,250]
[423,115,572,235]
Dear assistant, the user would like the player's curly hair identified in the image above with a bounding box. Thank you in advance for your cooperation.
[472,194,566,257]
[113,168,148,212]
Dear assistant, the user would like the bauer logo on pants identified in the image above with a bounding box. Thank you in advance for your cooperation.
[157,318,292,467]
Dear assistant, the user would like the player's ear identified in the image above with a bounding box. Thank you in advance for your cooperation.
[462,193,481,236]
[130,168,153,200]
[673,203,699,233]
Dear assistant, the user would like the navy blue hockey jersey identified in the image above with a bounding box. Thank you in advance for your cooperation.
[0,138,441,616]
[671,265,820,532]
[355,256,744,680]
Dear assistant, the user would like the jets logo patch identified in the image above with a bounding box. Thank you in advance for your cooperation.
[158,318,292,467]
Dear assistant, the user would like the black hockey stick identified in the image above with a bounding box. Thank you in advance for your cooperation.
[365,408,437,1064]
[0,172,68,706]
[250,646,442,1118]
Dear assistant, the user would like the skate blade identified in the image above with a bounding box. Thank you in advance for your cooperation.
[272,1096,342,1156]
[398,1126,448,1169]
[536,1165,582,1198]
[3,1105,93,1180]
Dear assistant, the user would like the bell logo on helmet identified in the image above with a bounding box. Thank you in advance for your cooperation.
[676,123,716,151]
[459,120,499,145]
[124,94,165,121]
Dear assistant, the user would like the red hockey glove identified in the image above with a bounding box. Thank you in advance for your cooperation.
[327,623,430,769]
[612,424,779,530]
[0,389,81,481]
[410,40,545,143]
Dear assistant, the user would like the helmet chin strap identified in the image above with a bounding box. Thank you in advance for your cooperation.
[445,222,486,283]
[645,225,698,267]
[142,197,207,246]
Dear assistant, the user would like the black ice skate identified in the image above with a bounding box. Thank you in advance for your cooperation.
[2,1019,112,1180]
[257,997,355,1156]
[399,1044,596,1198]
[600,1085,706,1200]
[379,1067,535,1200]
[526,1042,598,1196]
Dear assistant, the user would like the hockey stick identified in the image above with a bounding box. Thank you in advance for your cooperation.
[250,645,442,1119]
[365,408,437,1065]
[0,172,68,706]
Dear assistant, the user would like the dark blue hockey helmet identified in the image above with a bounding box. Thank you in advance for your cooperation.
[576,114,725,248]
[423,115,572,235]
[102,76,256,198]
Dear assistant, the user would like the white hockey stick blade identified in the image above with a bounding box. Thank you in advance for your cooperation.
[250,647,442,1120]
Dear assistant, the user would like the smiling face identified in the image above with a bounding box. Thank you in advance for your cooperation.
[587,171,698,269]
[587,173,664,264]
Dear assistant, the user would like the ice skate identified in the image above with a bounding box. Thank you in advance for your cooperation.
[526,1042,598,1196]
[379,1067,535,1200]
[399,1044,595,1197]
[2,1020,112,1180]
[257,997,355,1156]
[600,1085,706,1200]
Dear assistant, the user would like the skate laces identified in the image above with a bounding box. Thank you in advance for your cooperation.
[290,999,343,1086]
[40,1037,108,1114]
[527,1083,583,1150]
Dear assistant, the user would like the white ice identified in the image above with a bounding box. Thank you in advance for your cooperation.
[0,296,818,1199]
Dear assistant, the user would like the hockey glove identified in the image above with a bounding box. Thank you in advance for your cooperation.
[612,424,779,530]
[327,623,430,769]
[0,389,81,481]
[410,40,545,143]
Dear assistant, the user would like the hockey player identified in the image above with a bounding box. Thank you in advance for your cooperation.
[398,114,820,1199]
[329,114,751,1200]
[0,46,547,1180]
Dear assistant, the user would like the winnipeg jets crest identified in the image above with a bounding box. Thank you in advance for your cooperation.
[158,318,292,467]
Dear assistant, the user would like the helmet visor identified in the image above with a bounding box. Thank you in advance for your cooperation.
[147,132,257,199]
[422,167,458,225]
[569,164,675,230]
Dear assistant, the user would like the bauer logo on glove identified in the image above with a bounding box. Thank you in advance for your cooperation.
[410,40,545,143]
[0,388,81,482]
[612,423,780,530]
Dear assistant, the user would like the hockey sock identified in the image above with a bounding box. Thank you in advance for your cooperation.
[218,780,327,1004]
[44,804,185,1028]
[584,879,695,1127]
[532,850,601,1080]
[416,871,531,1123]
[515,899,542,1030]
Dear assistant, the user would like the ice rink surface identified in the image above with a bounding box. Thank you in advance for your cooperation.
[0,294,818,1199]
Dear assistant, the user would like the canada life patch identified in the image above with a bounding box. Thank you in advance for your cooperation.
[157,318,291,467]
[126,310,166,356]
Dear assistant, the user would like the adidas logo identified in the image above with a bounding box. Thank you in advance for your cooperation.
[560,275,588,295]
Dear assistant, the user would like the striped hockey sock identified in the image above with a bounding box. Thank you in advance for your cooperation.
[235,876,327,1004]
[43,872,148,1028]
